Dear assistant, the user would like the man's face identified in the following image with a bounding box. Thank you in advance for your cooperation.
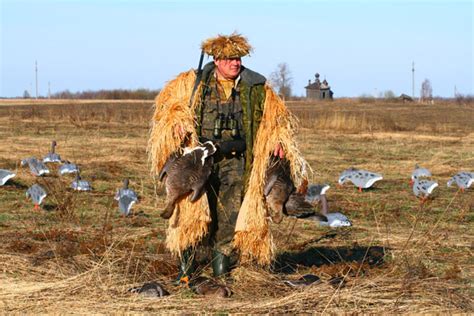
[214,57,242,80]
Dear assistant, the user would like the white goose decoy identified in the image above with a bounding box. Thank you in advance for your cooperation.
[21,157,50,176]
[0,169,16,186]
[413,178,438,200]
[71,174,92,191]
[26,184,47,210]
[338,168,383,192]
[447,171,473,192]
[114,178,138,216]
[338,167,358,184]
[43,140,62,163]
[410,164,432,185]
[58,161,79,176]
[319,212,352,227]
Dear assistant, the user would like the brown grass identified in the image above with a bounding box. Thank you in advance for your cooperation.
[0,99,473,313]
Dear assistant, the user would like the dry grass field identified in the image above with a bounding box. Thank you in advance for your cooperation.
[0,98,472,313]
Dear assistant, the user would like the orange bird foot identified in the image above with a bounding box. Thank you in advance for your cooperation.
[358,187,362,192]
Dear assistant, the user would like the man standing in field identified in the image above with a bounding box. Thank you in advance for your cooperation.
[148,32,307,287]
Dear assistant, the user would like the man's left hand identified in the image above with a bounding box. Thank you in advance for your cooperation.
[273,143,285,159]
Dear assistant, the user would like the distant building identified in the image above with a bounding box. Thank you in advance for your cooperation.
[305,73,334,100]
[399,93,414,102]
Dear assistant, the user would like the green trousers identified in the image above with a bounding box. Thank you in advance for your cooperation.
[206,153,245,256]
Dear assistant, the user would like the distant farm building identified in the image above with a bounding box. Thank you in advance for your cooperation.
[305,73,334,100]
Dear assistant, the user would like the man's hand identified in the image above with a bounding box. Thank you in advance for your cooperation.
[174,124,186,139]
[273,143,285,159]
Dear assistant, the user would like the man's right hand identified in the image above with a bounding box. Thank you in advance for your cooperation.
[174,124,186,139]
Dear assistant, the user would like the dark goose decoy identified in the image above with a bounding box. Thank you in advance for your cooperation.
[21,157,50,176]
[0,169,16,186]
[71,174,92,191]
[128,282,169,298]
[58,161,79,176]
[114,178,138,216]
[264,157,327,223]
[26,184,47,210]
[43,140,62,163]
[447,171,473,192]
[159,141,217,221]
[410,164,432,185]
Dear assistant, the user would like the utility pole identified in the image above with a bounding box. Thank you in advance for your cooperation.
[454,85,457,98]
[35,60,38,99]
[411,61,415,99]
[48,82,51,99]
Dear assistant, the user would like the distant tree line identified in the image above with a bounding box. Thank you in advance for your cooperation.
[41,89,160,100]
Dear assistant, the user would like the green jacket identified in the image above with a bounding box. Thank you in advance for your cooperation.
[196,62,267,189]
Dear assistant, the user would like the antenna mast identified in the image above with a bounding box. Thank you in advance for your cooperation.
[35,60,38,99]
[411,61,415,99]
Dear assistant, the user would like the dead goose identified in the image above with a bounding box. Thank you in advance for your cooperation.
[43,140,62,163]
[21,157,50,176]
[114,178,138,216]
[413,178,438,201]
[0,169,16,186]
[338,168,383,192]
[26,184,47,210]
[410,164,432,185]
[58,161,79,176]
[447,171,473,192]
[71,174,92,191]
[305,183,330,204]
[264,157,326,223]
[159,141,217,221]
[189,276,232,298]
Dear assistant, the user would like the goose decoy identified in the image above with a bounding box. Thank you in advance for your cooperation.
[58,161,79,176]
[26,184,47,210]
[284,274,321,288]
[338,168,383,192]
[71,174,92,191]
[305,210,352,227]
[159,141,217,221]
[338,167,358,184]
[43,140,62,163]
[413,178,438,201]
[114,178,138,216]
[128,282,169,298]
[264,157,327,223]
[410,164,432,185]
[21,157,50,176]
[0,169,16,186]
[447,171,473,192]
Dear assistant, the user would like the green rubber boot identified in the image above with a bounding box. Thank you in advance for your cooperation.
[212,249,230,278]
[175,248,196,285]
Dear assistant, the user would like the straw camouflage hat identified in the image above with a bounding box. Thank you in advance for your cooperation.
[201,32,253,59]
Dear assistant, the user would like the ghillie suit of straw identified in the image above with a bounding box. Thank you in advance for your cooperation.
[148,33,308,265]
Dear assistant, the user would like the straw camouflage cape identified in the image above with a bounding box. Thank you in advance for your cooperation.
[148,69,308,265]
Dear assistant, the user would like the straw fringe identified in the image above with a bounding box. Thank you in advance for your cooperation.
[147,70,211,257]
[234,85,309,265]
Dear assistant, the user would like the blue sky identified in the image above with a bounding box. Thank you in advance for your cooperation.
[1,0,472,98]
